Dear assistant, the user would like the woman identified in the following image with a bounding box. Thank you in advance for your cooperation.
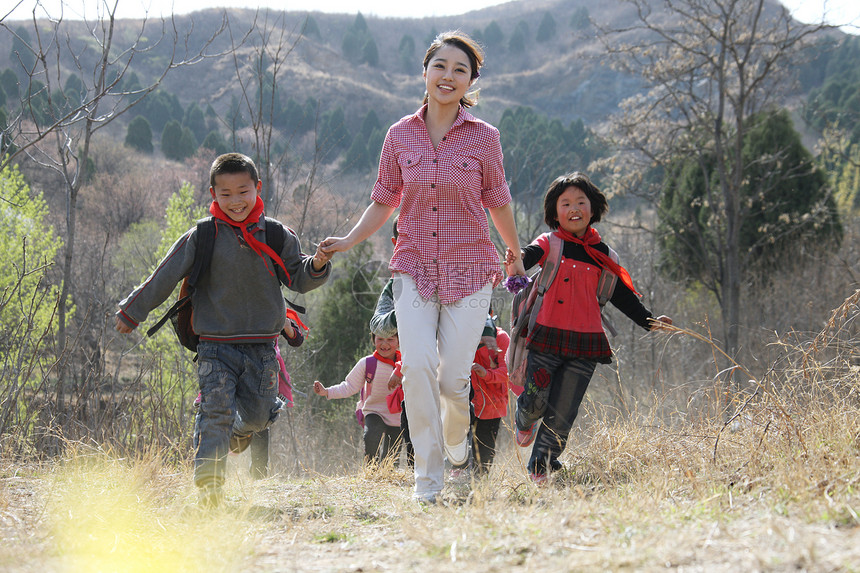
[321,31,525,503]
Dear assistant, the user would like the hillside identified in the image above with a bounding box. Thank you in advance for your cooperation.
[0,0,789,132]
[2,0,850,141]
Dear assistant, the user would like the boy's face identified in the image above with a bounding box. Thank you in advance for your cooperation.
[373,335,399,360]
[209,171,262,223]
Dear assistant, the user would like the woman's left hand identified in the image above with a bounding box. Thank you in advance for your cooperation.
[504,257,526,277]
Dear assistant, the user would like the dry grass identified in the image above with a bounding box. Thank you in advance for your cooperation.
[1,294,859,572]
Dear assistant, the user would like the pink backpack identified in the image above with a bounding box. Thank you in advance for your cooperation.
[355,355,377,427]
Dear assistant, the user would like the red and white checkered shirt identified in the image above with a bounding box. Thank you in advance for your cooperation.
[371,105,512,304]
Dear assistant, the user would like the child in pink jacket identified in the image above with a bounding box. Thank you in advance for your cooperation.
[313,333,404,466]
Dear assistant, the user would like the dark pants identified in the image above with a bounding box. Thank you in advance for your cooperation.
[401,403,414,468]
[363,413,403,465]
[249,428,270,479]
[471,416,501,475]
[515,350,596,475]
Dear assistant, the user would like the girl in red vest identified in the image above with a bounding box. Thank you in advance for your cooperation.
[506,172,672,484]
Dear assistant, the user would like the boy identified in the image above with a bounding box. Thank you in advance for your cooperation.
[115,153,331,506]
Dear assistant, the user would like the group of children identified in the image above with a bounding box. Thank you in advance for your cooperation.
[115,152,670,506]
[115,31,670,507]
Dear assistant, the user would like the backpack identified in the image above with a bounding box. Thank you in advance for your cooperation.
[355,355,377,427]
[146,217,306,354]
[506,233,619,387]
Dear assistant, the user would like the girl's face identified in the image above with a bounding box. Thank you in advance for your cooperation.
[423,44,473,108]
[374,335,399,360]
[555,185,592,237]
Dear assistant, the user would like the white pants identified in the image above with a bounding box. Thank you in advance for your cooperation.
[392,273,492,496]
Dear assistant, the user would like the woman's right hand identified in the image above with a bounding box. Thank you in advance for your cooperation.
[319,236,354,255]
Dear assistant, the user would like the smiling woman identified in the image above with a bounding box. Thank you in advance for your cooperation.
[318,30,526,504]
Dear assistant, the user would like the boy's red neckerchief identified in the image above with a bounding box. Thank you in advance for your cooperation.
[286,308,309,332]
[373,350,401,368]
[209,196,288,279]
[555,227,640,297]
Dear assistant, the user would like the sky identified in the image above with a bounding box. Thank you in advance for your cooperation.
[3,0,859,32]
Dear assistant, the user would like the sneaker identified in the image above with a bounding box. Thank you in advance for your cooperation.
[415,492,440,505]
[444,438,469,467]
[529,472,548,486]
[193,392,202,408]
[229,433,252,454]
[516,422,538,447]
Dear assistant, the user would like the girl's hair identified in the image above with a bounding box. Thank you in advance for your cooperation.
[210,152,259,188]
[543,172,609,229]
[422,30,484,108]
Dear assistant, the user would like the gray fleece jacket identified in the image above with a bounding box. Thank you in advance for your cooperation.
[117,217,330,344]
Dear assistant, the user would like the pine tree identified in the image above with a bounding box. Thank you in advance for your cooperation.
[125,115,153,154]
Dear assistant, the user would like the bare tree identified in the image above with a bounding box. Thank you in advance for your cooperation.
[598,0,829,368]
[223,9,358,240]
[0,1,227,405]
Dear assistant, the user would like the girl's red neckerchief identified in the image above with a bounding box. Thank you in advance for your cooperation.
[554,226,640,297]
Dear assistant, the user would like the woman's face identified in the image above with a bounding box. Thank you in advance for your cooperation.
[555,185,592,237]
[423,44,473,107]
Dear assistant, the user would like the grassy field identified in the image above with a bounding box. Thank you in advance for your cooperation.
[3,300,859,572]
[2,390,858,573]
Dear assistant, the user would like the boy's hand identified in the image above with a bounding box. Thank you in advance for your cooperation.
[471,363,488,378]
[115,316,134,334]
[312,380,328,397]
[284,322,299,340]
[387,371,403,391]
[649,315,674,331]
[312,243,333,271]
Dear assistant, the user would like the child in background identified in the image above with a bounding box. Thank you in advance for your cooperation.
[369,218,413,468]
[506,172,672,484]
[468,311,517,476]
[313,332,404,466]
[116,153,331,506]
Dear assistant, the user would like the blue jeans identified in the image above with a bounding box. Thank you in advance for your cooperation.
[192,341,280,489]
[515,350,596,475]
